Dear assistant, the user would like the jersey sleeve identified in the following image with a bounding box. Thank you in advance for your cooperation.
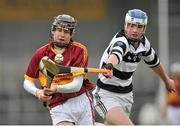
[109,40,127,64]
[143,40,160,68]
[71,42,88,67]
[24,49,42,81]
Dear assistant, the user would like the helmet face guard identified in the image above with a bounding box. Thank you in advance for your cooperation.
[51,14,77,34]
[51,14,77,47]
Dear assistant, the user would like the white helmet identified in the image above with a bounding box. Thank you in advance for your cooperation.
[125,9,148,31]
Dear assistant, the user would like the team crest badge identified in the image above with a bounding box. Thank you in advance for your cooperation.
[55,54,64,63]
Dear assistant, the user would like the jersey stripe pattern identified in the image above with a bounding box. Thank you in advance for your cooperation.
[97,30,160,93]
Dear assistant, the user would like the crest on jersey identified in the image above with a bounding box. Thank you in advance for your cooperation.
[55,54,64,63]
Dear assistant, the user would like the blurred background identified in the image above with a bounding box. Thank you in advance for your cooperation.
[0,0,180,125]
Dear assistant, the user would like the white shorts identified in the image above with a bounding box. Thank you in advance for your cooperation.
[167,106,180,125]
[93,87,134,119]
[50,92,94,125]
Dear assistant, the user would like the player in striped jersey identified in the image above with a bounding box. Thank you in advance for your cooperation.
[23,14,95,125]
[93,9,175,125]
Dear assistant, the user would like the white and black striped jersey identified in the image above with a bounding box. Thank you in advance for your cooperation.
[97,30,160,93]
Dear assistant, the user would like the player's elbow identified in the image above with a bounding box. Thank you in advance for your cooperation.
[23,79,28,90]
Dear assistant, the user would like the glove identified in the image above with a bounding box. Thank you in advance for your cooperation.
[103,63,113,70]
[102,63,113,78]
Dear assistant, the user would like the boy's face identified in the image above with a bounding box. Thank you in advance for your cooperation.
[125,23,145,41]
[52,27,72,47]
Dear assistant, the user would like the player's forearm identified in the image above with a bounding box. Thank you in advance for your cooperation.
[152,63,170,84]
[23,79,38,96]
[107,54,119,66]
[56,75,83,93]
